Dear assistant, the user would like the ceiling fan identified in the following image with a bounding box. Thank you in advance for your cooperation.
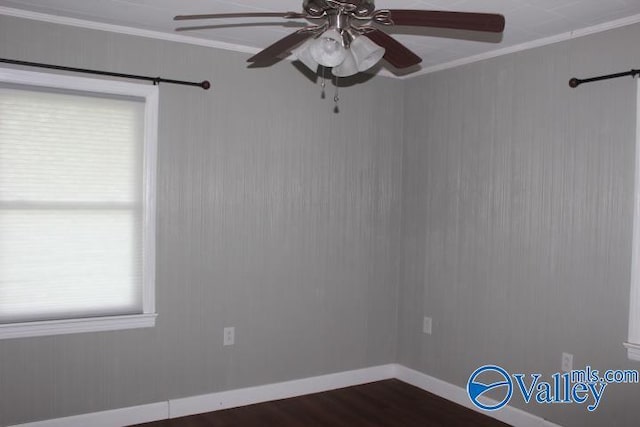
[175,0,505,77]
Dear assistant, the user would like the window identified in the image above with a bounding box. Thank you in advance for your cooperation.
[0,68,158,339]
[627,80,640,360]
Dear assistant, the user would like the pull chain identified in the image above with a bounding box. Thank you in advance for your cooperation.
[320,67,326,99]
[333,76,340,114]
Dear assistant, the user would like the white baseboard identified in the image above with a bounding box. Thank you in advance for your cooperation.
[169,364,396,418]
[393,364,562,427]
[7,365,395,427]
[8,364,562,427]
[9,402,168,427]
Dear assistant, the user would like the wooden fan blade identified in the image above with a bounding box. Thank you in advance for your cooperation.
[174,12,307,21]
[247,31,314,63]
[386,10,505,33]
[364,30,422,69]
[176,22,307,32]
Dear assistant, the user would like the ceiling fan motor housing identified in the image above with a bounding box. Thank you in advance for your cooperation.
[303,0,375,18]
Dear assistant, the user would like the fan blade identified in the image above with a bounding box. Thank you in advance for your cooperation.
[386,10,505,33]
[247,31,314,63]
[174,12,307,21]
[176,22,307,32]
[364,30,422,69]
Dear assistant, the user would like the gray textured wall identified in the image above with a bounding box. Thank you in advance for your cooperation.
[399,23,640,427]
[4,10,640,427]
[0,15,403,426]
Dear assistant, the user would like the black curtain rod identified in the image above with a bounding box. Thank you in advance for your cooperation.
[0,58,211,90]
[569,69,640,88]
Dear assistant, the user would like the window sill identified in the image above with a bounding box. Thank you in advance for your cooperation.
[0,313,157,340]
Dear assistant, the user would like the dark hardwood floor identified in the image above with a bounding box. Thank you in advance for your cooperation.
[132,379,511,427]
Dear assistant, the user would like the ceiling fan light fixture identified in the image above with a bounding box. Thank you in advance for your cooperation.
[292,39,319,72]
[177,3,507,78]
[350,35,385,72]
[309,29,347,67]
[332,50,359,77]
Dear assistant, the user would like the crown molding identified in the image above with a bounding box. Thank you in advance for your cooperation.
[400,12,640,79]
[2,6,640,80]
[0,6,261,55]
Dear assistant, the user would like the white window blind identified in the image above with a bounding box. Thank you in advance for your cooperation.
[0,68,157,338]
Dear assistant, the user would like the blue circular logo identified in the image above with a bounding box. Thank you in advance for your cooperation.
[467,365,513,411]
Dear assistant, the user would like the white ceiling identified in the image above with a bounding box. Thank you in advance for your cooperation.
[2,0,640,77]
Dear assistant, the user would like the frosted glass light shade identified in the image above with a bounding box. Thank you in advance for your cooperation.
[332,50,359,77]
[310,29,347,67]
[292,40,319,72]
[351,36,385,72]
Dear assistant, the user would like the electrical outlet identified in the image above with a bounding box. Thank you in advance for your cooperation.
[423,317,432,335]
[562,352,573,372]
[223,327,235,346]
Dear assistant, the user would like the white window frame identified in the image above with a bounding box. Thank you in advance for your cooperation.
[0,67,158,339]
[626,80,640,360]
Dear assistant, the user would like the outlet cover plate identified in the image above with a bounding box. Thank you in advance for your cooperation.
[224,327,235,346]
[423,317,432,335]
[562,352,573,372]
